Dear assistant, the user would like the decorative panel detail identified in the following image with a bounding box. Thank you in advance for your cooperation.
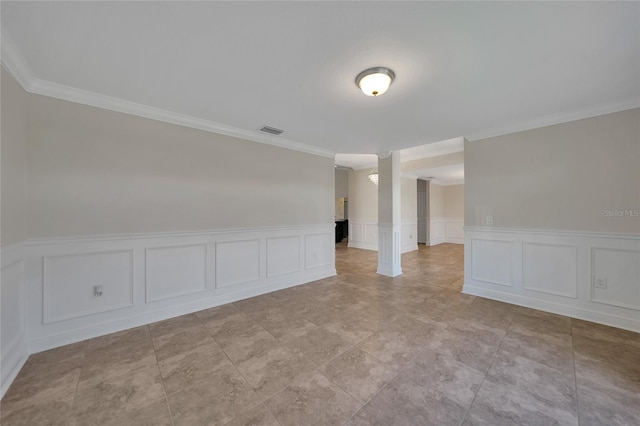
[523,242,577,298]
[215,239,260,287]
[146,244,207,302]
[470,238,513,287]
[267,236,300,277]
[305,233,332,269]
[43,250,134,323]
[591,247,640,310]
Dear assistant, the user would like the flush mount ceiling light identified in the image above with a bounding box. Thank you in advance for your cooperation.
[355,67,395,97]
[368,171,379,185]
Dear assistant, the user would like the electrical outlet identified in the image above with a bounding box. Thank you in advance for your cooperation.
[486,216,494,225]
[94,285,104,297]
[595,278,607,289]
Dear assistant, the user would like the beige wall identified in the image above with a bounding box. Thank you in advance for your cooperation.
[348,169,417,223]
[429,182,445,218]
[348,169,378,222]
[444,184,464,219]
[335,169,348,199]
[1,68,28,246]
[401,177,417,222]
[465,108,640,233]
[27,93,334,239]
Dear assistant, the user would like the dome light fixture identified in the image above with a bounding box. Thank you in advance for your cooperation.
[368,171,379,185]
[356,67,395,97]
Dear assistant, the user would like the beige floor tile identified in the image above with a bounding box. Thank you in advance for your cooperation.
[158,339,232,395]
[70,364,165,425]
[352,372,469,426]
[264,370,361,426]
[286,327,352,365]
[320,346,397,404]
[234,344,313,400]
[3,243,638,425]
[463,379,578,426]
[225,403,279,426]
[401,348,484,407]
[577,376,640,426]
[100,398,173,426]
[167,365,258,426]
[152,323,213,361]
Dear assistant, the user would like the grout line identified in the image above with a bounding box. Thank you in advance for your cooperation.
[458,312,514,425]
[571,324,581,426]
[148,325,176,426]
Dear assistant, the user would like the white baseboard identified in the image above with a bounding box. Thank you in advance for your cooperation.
[0,334,28,397]
[1,242,28,398]
[464,227,640,333]
[28,265,334,353]
[347,240,378,251]
[348,221,418,253]
[428,218,464,245]
[24,224,336,354]
[463,284,640,333]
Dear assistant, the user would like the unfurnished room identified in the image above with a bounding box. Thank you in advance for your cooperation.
[1,2,639,425]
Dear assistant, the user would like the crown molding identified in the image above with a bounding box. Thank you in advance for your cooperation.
[465,99,640,142]
[1,28,36,90]
[28,79,335,158]
[0,31,334,159]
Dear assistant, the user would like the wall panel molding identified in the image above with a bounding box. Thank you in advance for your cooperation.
[146,244,208,302]
[428,217,463,245]
[43,250,135,323]
[1,242,28,398]
[464,227,640,333]
[348,221,418,253]
[24,224,336,355]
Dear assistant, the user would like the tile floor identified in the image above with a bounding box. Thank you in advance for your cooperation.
[2,243,639,425]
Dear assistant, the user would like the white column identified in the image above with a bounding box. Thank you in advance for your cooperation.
[377,151,402,277]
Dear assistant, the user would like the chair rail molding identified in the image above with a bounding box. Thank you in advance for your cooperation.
[24,224,336,354]
[463,226,640,332]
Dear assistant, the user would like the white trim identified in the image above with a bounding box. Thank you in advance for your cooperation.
[1,242,28,398]
[463,226,640,241]
[0,31,333,160]
[464,227,640,333]
[26,224,333,246]
[463,285,640,334]
[28,265,335,354]
[4,29,637,163]
[347,221,418,254]
[465,100,640,142]
[0,29,35,90]
[25,224,336,354]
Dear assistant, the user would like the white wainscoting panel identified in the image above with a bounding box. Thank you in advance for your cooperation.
[591,247,640,311]
[305,233,333,269]
[216,239,261,288]
[428,218,446,246]
[348,221,417,254]
[43,250,134,323]
[470,238,513,287]
[146,244,207,302]
[1,242,28,398]
[401,222,418,254]
[364,224,378,246]
[267,236,300,277]
[428,218,463,245]
[464,227,640,332]
[523,242,577,298]
[24,224,335,355]
[445,220,464,244]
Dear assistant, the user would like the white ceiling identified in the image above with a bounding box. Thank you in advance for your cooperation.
[2,2,638,156]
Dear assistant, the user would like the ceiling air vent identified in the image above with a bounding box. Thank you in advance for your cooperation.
[260,126,284,135]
